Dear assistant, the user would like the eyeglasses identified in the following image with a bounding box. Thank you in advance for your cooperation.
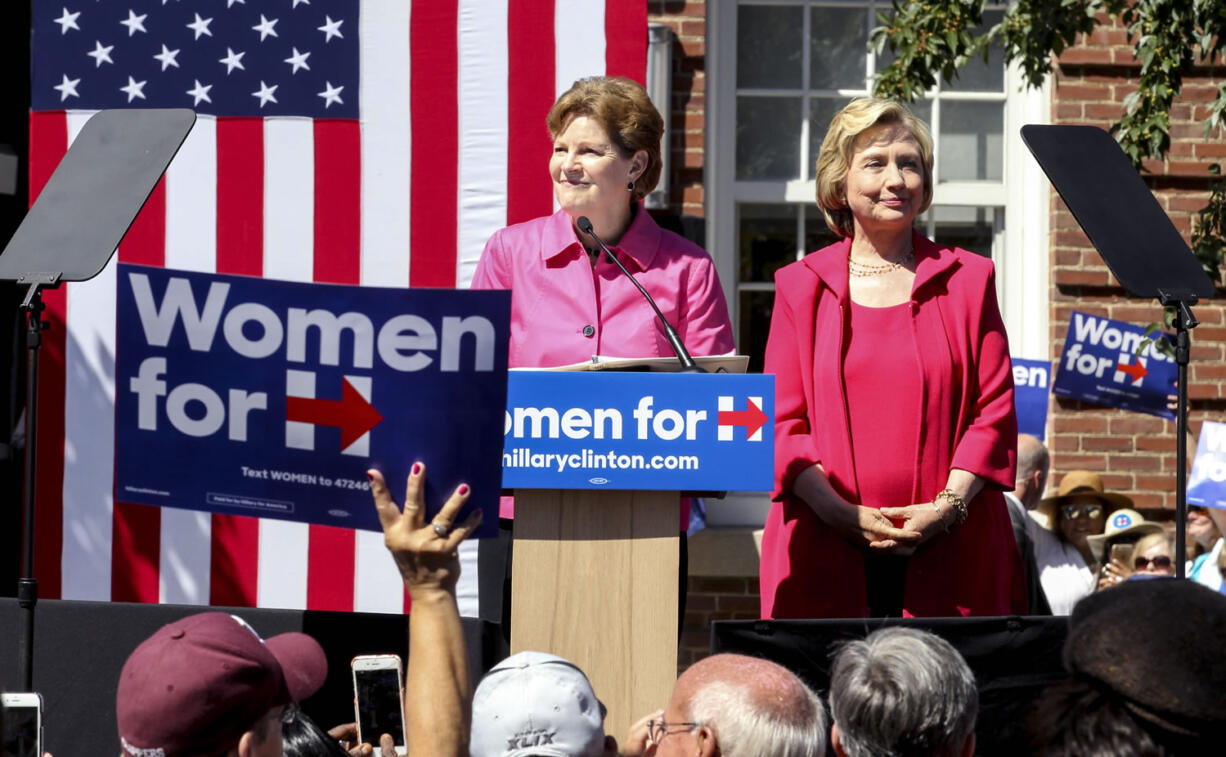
[1134,555,1173,570]
[647,719,702,743]
[1061,503,1104,520]
[280,703,300,725]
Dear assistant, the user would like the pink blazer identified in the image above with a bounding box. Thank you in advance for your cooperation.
[760,233,1024,618]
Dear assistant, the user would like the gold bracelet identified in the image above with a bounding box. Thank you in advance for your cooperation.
[929,500,950,533]
[935,488,968,527]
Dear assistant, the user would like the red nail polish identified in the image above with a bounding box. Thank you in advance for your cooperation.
[458,484,469,495]
[411,462,422,475]
[366,472,374,482]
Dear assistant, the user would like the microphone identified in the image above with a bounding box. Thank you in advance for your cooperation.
[576,215,705,373]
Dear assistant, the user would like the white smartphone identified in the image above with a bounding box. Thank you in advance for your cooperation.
[2,692,43,757]
[351,654,406,755]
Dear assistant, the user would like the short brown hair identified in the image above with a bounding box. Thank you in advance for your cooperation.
[815,98,934,238]
[547,77,663,203]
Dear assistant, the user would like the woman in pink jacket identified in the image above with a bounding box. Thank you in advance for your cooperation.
[760,98,1022,619]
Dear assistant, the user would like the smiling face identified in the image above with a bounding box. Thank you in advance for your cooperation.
[842,123,926,238]
[1058,494,1108,551]
[549,115,644,221]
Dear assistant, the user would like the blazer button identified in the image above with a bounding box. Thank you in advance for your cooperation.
[582,324,596,338]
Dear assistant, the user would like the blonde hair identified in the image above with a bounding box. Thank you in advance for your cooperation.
[547,77,663,203]
[815,98,934,238]
[1132,531,1172,562]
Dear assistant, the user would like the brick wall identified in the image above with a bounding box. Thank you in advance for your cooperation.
[648,0,706,218]
[1050,14,1226,513]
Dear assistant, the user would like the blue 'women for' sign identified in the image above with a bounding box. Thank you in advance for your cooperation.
[114,264,510,537]
[1052,311,1176,420]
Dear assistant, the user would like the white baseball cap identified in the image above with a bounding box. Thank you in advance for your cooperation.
[470,651,607,757]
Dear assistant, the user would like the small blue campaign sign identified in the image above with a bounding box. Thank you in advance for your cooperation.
[501,371,774,491]
[114,263,510,537]
[1189,421,1226,509]
[1012,357,1051,441]
[1052,311,1176,420]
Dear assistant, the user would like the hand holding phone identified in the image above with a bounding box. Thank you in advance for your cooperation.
[352,655,406,755]
[2,693,44,757]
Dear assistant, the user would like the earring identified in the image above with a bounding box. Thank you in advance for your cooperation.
[627,179,636,191]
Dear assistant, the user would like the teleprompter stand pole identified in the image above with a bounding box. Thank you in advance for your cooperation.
[1159,291,1198,578]
[16,274,59,690]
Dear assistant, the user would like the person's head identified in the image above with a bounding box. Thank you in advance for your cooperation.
[469,651,615,757]
[546,77,663,217]
[1014,434,1050,509]
[282,710,350,757]
[815,98,934,239]
[1054,494,1108,553]
[1084,509,1163,566]
[1131,531,1175,576]
[1030,579,1226,754]
[116,612,326,757]
[653,653,826,757]
[1187,505,1220,552]
[828,627,977,757]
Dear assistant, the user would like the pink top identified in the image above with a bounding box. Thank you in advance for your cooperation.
[472,205,736,518]
[844,301,921,510]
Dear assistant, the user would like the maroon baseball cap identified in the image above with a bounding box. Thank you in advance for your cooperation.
[116,612,327,757]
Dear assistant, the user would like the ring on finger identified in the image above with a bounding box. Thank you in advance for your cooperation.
[431,521,450,537]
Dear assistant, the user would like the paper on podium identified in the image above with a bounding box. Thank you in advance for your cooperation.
[514,353,750,373]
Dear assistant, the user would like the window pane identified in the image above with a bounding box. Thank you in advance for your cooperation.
[739,204,798,282]
[804,207,841,252]
[737,96,802,179]
[809,6,868,90]
[739,290,776,374]
[938,101,1003,181]
[945,10,1005,92]
[738,5,803,89]
[808,97,849,177]
[932,206,996,257]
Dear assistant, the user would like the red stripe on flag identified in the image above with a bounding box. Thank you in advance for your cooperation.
[112,179,167,603]
[605,0,647,83]
[306,119,362,612]
[506,0,556,225]
[210,117,267,607]
[28,111,69,600]
[410,0,460,287]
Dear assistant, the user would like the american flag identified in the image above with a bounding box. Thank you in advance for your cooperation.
[29,0,646,615]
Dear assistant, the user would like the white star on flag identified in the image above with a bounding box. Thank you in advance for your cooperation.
[120,10,148,36]
[154,45,181,71]
[186,79,212,106]
[252,15,279,41]
[318,16,343,42]
[227,0,245,7]
[53,73,80,101]
[187,13,213,40]
[220,47,246,74]
[251,80,278,107]
[120,76,147,102]
[54,8,81,34]
[317,81,343,108]
[87,41,114,67]
[292,0,310,7]
[284,47,310,74]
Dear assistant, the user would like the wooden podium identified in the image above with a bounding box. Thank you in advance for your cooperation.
[501,366,769,739]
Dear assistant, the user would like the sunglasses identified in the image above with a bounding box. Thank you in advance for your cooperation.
[1134,555,1173,570]
[1061,503,1104,520]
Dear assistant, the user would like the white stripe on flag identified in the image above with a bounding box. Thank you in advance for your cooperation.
[360,2,412,287]
[555,0,607,95]
[258,520,311,609]
[354,530,405,614]
[61,110,116,601]
[457,541,480,619]
[456,0,510,288]
[159,114,220,604]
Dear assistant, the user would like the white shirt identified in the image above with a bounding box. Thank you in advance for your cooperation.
[1190,537,1225,592]
[1030,521,1096,615]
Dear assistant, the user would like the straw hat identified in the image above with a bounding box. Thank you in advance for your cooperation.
[1039,470,1134,515]
[1086,508,1165,564]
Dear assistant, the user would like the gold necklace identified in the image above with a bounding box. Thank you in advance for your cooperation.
[848,249,914,278]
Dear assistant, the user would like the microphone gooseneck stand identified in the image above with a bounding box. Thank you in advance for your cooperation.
[575,215,706,373]
[1159,291,1198,578]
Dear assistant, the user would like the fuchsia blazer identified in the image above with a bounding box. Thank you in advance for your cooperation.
[760,232,1024,619]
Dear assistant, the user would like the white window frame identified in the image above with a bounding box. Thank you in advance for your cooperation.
[705,0,1050,527]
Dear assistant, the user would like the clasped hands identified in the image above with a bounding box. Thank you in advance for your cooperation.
[835,500,951,557]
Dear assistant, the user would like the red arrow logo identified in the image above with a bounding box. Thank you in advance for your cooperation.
[1116,360,1148,382]
[717,398,768,438]
[285,378,383,449]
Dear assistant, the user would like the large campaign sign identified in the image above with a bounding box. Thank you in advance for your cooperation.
[1052,311,1176,420]
[1189,421,1226,509]
[115,264,510,537]
[1012,357,1051,440]
[501,372,774,491]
